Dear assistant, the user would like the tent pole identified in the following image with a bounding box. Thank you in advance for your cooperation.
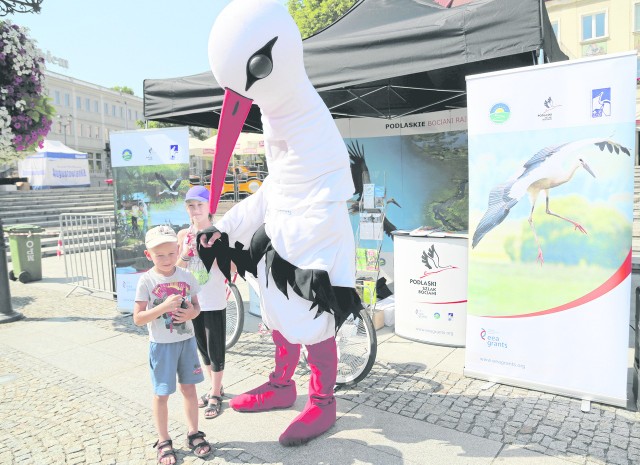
[538,48,545,65]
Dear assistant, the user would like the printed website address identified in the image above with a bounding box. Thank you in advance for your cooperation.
[417,328,453,337]
[480,357,525,370]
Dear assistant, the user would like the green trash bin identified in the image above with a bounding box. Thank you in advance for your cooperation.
[5,224,45,283]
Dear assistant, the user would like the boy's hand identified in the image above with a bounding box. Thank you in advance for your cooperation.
[162,294,183,313]
[173,299,197,323]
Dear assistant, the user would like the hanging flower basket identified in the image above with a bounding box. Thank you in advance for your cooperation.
[0,20,54,162]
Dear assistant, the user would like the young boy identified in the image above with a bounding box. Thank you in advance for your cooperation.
[133,225,213,465]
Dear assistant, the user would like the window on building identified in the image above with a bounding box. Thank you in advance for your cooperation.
[582,12,606,41]
[76,96,82,110]
[80,124,85,137]
[57,121,62,134]
[112,105,116,116]
[104,102,109,115]
[96,153,102,171]
[120,106,125,119]
[54,91,61,105]
[85,98,91,112]
[128,108,132,120]
[635,3,640,32]
[94,100,99,113]
[135,111,139,120]
[64,93,71,107]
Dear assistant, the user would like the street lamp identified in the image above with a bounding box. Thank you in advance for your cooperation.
[58,114,72,146]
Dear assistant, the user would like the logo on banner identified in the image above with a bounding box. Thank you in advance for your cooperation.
[447,312,454,321]
[591,88,611,118]
[538,97,561,121]
[169,144,179,160]
[489,103,510,123]
[122,149,132,161]
[433,312,441,320]
[480,328,508,349]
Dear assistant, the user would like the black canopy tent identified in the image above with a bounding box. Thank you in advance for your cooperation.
[143,0,566,132]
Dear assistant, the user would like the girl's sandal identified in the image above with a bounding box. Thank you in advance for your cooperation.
[198,385,224,408]
[153,439,177,465]
[186,430,213,458]
[204,395,223,419]
[197,393,209,408]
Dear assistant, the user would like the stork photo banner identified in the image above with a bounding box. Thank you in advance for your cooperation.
[334,109,469,280]
[110,127,190,312]
[465,52,636,407]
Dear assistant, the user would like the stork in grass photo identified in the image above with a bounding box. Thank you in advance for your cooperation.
[471,138,630,264]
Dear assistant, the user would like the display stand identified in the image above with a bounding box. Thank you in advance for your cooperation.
[354,175,388,329]
[393,230,468,347]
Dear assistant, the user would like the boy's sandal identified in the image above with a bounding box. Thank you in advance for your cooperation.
[204,395,223,419]
[186,430,213,458]
[153,439,176,465]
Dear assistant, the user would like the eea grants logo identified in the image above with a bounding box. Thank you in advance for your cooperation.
[121,149,132,161]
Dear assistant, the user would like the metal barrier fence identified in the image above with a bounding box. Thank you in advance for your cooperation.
[60,212,116,297]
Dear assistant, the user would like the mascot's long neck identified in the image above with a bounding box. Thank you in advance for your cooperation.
[258,78,330,141]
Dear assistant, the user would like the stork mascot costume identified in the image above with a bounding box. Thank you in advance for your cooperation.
[197,0,363,446]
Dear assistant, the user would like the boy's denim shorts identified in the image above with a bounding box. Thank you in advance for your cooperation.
[149,337,204,395]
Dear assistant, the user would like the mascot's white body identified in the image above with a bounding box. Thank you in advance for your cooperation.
[203,0,359,446]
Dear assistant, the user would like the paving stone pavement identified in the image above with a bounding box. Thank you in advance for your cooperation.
[1,277,639,465]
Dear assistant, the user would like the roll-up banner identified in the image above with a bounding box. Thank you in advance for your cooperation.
[465,52,636,407]
[110,127,190,312]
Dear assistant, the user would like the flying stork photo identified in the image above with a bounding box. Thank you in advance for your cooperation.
[468,129,633,317]
[472,138,631,265]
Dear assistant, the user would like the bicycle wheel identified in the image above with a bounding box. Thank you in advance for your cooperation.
[225,283,244,350]
[335,310,377,388]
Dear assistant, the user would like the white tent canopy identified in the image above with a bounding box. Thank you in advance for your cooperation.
[18,139,90,189]
[189,133,264,159]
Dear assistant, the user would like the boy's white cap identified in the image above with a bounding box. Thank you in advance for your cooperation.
[145,225,178,249]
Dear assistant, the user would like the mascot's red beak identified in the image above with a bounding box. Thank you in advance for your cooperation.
[209,88,253,214]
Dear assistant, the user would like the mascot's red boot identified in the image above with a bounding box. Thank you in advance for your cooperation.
[279,336,338,446]
[229,330,299,411]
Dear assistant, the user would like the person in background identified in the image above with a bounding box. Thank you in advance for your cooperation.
[177,186,228,420]
[140,199,150,235]
[131,202,140,237]
[133,225,213,464]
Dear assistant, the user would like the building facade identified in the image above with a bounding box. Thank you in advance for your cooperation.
[545,0,640,161]
[44,71,144,185]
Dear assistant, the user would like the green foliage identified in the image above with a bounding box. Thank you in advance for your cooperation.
[287,0,358,38]
[111,86,135,95]
[515,195,630,268]
[135,119,211,141]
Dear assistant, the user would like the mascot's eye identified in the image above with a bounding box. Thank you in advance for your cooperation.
[245,36,278,91]
[248,55,272,79]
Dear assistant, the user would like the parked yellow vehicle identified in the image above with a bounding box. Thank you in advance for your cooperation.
[190,165,266,200]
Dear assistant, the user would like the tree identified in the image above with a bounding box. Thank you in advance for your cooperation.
[135,119,212,141]
[287,0,358,38]
[111,86,134,96]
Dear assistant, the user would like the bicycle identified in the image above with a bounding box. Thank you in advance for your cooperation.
[246,276,377,388]
[224,272,245,350]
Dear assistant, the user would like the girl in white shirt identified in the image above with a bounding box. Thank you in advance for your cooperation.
[177,186,228,420]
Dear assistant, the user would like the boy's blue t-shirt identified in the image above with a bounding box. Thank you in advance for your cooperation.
[135,266,200,343]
